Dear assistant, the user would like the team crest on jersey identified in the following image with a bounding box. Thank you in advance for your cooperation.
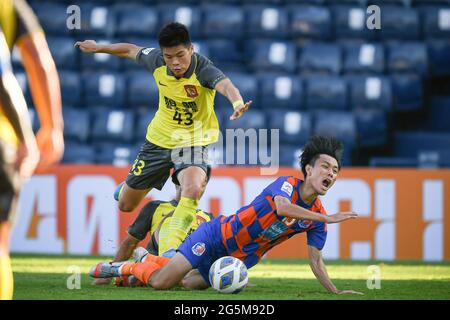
[184,85,199,98]
[281,181,294,196]
[192,242,206,256]
[298,220,313,229]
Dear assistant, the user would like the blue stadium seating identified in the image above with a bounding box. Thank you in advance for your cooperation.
[394,132,450,160]
[214,72,258,109]
[158,4,202,38]
[80,39,121,71]
[202,5,244,39]
[421,6,450,39]
[299,42,342,74]
[126,71,159,109]
[347,75,392,111]
[313,110,357,147]
[427,96,450,132]
[387,42,429,77]
[91,109,135,143]
[289,5,332,39]
[245,5,289,38]
[268,110,312,144]
[354,108,387,147]
[115,4,159,37]
[75,4,117,37]
[342,42,385,74]
[59,71,81,107]
[279,144,303,168]
[32,2,69,36]
[304,75,348,110]
[259,74,304,110]
[206,40,243,69]
[247,40,297,73]
[332,5,374,40]
[62,108,90,142]
[135,108,158,141]
[369,157,418,167]
[62,142,96,164]
[95,143,140,166]
[46,37,79,70]
[379,6,420,40]
[390,73,423,112]
[427,39,450,76]
[192,41,210,58]
[222,109,267,130]
[83,72,126,108]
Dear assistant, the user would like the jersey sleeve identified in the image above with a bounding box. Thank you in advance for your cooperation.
[265,176,296,202]
[135,47,163,73]
[196,55,227,89]
[306,221,327,250]
[127,200,160,241]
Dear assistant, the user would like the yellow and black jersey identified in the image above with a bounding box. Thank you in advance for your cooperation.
[127,199,215,256]
[136,47,227,149]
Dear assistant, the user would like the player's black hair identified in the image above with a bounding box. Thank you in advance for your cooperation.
[158,22,191,48]
[300,136,344,178]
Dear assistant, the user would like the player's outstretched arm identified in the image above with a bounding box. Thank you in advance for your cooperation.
[214,78,252,120]
[74,40,142,60]
[308,245,364,295]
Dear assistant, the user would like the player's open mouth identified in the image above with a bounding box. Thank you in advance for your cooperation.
[322,178,332,189]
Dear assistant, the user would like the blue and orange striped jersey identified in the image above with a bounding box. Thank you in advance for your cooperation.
[217,176,327,268]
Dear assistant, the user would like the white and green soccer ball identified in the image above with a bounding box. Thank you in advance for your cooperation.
[209,256,248,294]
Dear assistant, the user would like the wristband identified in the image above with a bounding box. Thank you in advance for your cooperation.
[232,100,244,110]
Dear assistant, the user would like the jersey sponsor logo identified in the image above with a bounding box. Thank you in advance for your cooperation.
[192,242,206,256]
[184,85,199,98]
[142,48,155,55]
[297,220,313,229]
[281,181,294,196]
[260,220,289,241]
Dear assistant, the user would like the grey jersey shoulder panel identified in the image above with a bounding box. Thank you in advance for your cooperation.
[136,47,165,73]
[194,53,227,89]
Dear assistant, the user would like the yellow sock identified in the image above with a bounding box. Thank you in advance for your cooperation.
[0,255,13,300]
[160,197,197,254]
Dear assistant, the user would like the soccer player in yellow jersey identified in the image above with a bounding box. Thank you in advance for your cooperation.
[75,22,251,258]
[0,0,64,300]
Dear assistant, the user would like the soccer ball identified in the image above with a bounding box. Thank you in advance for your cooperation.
[209,256,248,294]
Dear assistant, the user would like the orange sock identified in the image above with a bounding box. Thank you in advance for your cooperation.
[119,262,135,276]
[143,254,170,267]
[130,261,160,285]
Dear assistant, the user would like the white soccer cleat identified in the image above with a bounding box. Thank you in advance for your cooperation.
[133,247,149,263]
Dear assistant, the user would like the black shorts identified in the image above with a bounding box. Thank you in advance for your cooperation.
[125,140,211,191]
[0,143,18,223]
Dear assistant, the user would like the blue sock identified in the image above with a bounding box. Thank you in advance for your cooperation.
[114,182,125,201]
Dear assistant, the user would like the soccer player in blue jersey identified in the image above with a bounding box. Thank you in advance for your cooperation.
[90,136,363,295]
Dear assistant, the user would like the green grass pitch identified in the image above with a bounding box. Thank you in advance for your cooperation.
[11,254,450,300]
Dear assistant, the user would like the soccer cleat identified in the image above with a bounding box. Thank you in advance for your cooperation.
[132,247,149,263]
[162,248,177,259]
[89,262,127,278]
[113,182,125,201]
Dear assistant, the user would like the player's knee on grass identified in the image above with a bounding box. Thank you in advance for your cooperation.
[181,271,209,290]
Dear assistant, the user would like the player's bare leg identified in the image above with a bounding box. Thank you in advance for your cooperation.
[117,182,151,212]
[181,269,209,290]
[148,252,193,290]
[159,166,207,256]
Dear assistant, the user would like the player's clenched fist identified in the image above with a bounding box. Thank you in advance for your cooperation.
[74,40,100,53]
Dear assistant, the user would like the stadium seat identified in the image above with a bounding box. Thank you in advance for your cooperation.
[247,40,297,73]
[32,1,69,36]
[206,40,243,69]
[426,96,450,132]
[379,6,420,40]
[354,108,387,147]
[390,73,423,112]
[369,157,418,168]
[259,74,304,110]
[387,42,428,77]
[222,109,267,130]
[202,5,244,39]
[304,75,348,111]
[342,42,384,74]
[126,71,159,109]
[244,5,289,38]
[427,39,450,76]
[313,110,357,146]
[62,108,90,142]
[75,4,117,36]
[59,71,81,107]
[135,108,158,141]
[91,109,135,143]
[421,6,450,39]
[332,5,374,40]
[83,72,126,108]
[299,42,342,74]
[80,39,121,71]
[215,72,258,110]
[115,4,159,37]
[290,5,331,40]
[394,132,450,160]
[62,142,95,164]
[95,143,140,166]
[46,37,79,70]
[268,110,312,144]
[158,4,202,38]
[347,75,392,111]
[279,144,303,168]
[192,41,210,58]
